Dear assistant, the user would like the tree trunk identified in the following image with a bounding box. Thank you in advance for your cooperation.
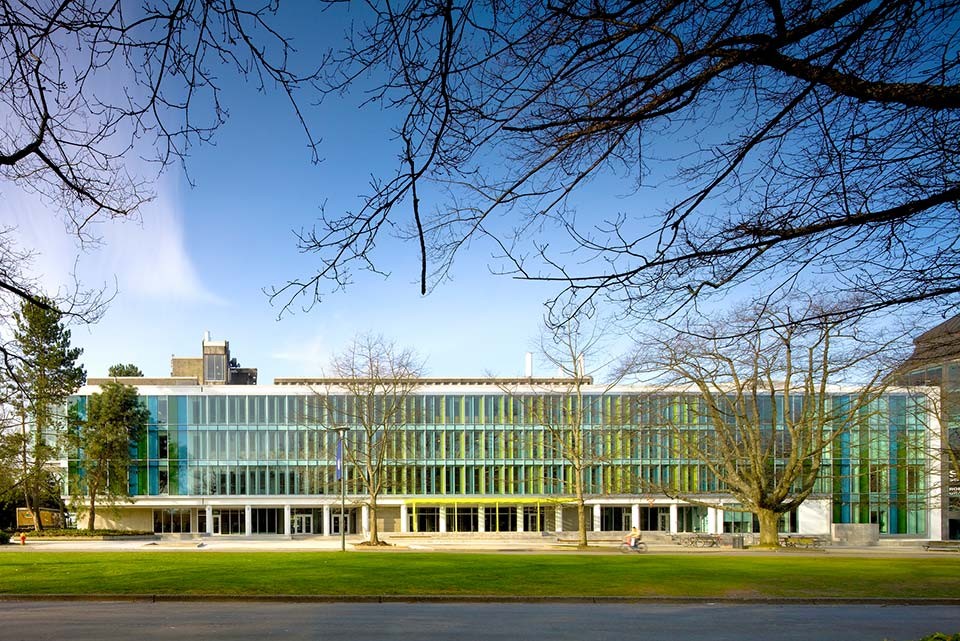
[28,482,43,532]
[21,418,43,532]
[575,500,587,548]
[87,492,97,531]
[574,463,588,548]
[23,486,39,532]
[756,508,781,547]
[27,480,43,531]
[368,495,379,544]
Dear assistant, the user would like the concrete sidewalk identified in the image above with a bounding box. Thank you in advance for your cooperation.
[0,534,949,556]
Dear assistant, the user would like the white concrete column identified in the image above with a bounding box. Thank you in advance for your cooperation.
[400,504,409,533]
[244,505,252,536]
[631,504,640,530]
[669,503,679,534]
[928,410,944,542]
[592,504,601,532]
[439,506,447,533]
[361,504,370,534]
[517,506,524,532]
[554,506,563,533]
[283,505,292,537]
[191,509,199,535]
[205,505,214,535]
[707,506,724,534]
[322,505,331,536]
[478,506,486,533]
[797,498,830,534]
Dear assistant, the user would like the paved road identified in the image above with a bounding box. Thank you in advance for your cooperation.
[1,601,958,641]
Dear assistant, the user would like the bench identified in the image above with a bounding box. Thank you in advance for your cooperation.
[779,535,827,549]
[673,533,721,547]
[923,541,960,552]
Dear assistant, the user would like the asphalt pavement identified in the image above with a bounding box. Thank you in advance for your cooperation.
[1,600,957,641]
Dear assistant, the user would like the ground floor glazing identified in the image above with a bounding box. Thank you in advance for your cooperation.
[121,497,839,537]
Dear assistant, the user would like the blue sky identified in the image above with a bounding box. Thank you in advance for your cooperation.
[2,4,937,384]
[5,4,640,383]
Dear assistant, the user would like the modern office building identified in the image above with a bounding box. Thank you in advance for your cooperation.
[65,336,946,541]
[898,314,960,539]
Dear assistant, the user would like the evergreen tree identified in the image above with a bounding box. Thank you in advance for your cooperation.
[68,383,148,531]
[107,364,143,377]
[11,298,86,530]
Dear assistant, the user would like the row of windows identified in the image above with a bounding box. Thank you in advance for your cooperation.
[133,463,632,496]
[153,500,928,535]
[131,426,928,465]
[122,460,931,500]
[130,393,930,428]
[151,505,728,535]
[833,499,929,534]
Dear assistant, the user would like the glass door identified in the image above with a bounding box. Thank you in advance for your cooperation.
[293,514,313,535]
[332,512,350,535]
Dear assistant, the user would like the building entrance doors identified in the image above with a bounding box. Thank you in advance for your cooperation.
[658,511,670,532]
[293,514,313,535]
[332,512,350,535]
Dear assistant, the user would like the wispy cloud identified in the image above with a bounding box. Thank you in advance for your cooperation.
[1,178,219,305]
[271,331,329,369]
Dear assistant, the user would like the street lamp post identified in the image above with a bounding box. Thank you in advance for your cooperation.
[335,427,348,552]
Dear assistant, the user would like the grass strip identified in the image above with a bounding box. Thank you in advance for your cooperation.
[1,552,958,599]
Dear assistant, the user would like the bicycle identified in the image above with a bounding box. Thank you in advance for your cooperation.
[618,541,647,553]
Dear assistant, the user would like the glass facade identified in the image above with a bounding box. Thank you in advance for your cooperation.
[66,387,937,537]
[903,359,960,539]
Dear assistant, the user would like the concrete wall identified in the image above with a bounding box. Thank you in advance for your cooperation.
[171,357,202,379]
[561,506,591,531]
[377,506,400,533]
[91,508,153,531]
[832,523,880,546]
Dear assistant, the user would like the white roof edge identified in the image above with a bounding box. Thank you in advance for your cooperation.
[74,382,936,396]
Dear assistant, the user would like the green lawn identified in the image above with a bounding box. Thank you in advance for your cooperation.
[1,552,958,598]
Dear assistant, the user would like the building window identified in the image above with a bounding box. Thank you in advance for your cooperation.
[204,354,226,382]
[153,508,191,533]
[449,507,478,532]
[251,508,283,534]
[602,506,632,531]
[484,506,516,533]
[409,507,440,532]
[523,506,546,532]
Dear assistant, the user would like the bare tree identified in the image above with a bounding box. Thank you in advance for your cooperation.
[317,334,424,545]
[274,1,960,329]
[0,4,324,491]
[0,1,320,322]
[630,300,893,547]
[500,316,621,547]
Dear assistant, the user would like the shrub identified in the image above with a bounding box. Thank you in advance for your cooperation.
[22,528,154,538]
[0,531,10,545]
